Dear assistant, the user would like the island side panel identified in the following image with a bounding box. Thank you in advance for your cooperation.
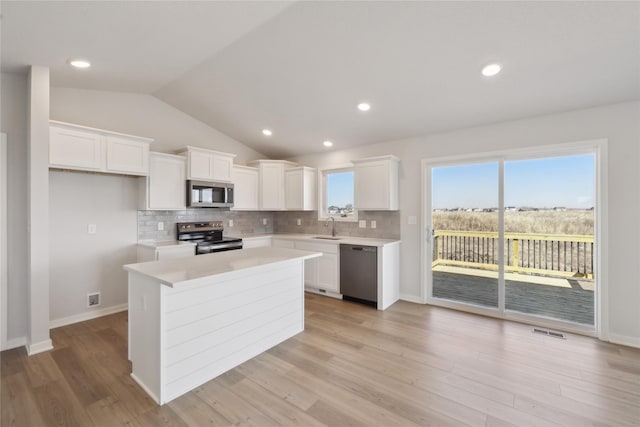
[162,260,305,403]
[128,272,163,404]
[378,242,401,310]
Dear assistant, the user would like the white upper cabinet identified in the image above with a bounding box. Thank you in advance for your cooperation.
[140,152,186,210]
[106,135,149,175]
[353,155,400,210]
[231,165,259,211]
[50,121,152,176]
[248,160,297,211]
[285,166,317,211]
[180,146,236,183]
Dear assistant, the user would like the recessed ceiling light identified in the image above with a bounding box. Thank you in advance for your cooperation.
[357,102,371,112]
[323,140,333,147]
[262,129,272,136]
[481,63,502,77]
[69,59,91,69]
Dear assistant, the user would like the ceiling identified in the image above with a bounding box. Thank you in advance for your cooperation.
[2,1,639,158]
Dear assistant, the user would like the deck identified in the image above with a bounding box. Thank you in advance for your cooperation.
[433,266,594,325]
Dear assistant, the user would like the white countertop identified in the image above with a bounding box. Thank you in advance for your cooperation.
[124,246,321,288]
[137,240,196,249]
[241,233,399,247]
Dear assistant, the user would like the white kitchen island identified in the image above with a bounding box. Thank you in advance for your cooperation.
[123,246,321,405]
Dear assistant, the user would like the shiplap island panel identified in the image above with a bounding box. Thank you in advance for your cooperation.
[123,247,321,404]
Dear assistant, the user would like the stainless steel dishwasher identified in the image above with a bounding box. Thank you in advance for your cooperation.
[339,244,377,307]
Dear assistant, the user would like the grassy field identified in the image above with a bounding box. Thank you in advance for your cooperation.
[432,210,594,235]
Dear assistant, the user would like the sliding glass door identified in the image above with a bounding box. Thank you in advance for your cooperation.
[426,149,596,330]
[431,162,500,309]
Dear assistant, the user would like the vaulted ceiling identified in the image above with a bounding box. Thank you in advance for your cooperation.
[2,1,639,158]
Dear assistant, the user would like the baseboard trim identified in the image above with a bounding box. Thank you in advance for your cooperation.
[50,303,128,329]
[3,336,27,351]
[608,333,640,349]
[400,294,425,304]
[26,338,53,356]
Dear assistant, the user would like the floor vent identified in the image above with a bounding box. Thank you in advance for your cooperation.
[532,327,566,339]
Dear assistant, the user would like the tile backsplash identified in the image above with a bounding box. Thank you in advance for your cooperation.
[137,210,275,241]
[138,210,400,241]
[274,211,400,239]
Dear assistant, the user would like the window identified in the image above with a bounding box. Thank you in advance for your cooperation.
[319,167,357,221]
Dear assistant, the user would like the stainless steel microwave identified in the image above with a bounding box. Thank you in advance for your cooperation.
[187,180,234,208]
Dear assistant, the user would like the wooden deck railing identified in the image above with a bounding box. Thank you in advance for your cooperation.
[433,230,594,279]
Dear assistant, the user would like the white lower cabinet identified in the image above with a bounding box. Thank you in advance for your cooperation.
[294,241,339,295]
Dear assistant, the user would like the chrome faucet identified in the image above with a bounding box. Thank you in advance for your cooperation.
[325,216,336,237]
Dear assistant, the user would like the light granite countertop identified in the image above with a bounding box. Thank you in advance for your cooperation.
[124,246,321,287]
[239,233,400,247]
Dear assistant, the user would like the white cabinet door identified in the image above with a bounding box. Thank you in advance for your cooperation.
[248,160,298,211]
[260,162,286,210]
[50,124,104,171]
[285,167,316,211]
[142,153,186,210]
[353,155,399,210]
[189,150,215,180]
[211,154,234,182]
[183,147,236,182]
[231,165,259,210]
[49,121,152,176]
[106,135,150,176]
[295,240,339,294]
[317,252,339,293]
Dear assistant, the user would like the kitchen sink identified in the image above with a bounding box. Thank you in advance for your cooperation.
[312,236,342,240]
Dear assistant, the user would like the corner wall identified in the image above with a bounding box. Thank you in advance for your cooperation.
[290,101,640,347]
[1,72,29,348]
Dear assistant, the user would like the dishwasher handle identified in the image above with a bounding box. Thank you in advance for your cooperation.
[345,245,376,253]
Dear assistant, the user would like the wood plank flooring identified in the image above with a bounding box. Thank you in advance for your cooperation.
[2,293,639,426]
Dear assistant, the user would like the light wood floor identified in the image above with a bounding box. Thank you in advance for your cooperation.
[2,293,639,426]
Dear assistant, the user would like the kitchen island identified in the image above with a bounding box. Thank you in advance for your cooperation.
[123,246,321,405]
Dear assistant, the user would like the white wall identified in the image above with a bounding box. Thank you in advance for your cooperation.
[49,171,138,324]
[290,101,640,347]
[0,72,29,347]
[50,87,266,164]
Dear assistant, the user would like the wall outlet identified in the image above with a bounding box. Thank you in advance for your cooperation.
[87,292,101,308]
[87,223,97,234]
[262,218,267,225]
[229,219,234,227]
[157,222,164,231]
[359,220,366,228]
[408,215,417,225]
[297,218,302,226]
[371,220,377,229]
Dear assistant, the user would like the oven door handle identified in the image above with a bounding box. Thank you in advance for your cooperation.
[200,242,243,252]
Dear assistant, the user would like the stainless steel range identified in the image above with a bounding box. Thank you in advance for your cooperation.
[176,221,243,255]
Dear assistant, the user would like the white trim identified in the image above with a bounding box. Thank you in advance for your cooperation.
[399,294,425,304]
[317,163,358,222]
[608,333,640,349]
[1,133,7,351]
[421,138,607,336]
[26,338,53,356]
[131,373,162,405]
[49,303,128,329]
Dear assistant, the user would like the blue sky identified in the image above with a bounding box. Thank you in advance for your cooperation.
[432,153,595,209]
[327,171,354,207]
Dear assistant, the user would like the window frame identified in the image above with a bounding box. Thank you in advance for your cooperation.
[317,164,358,222]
